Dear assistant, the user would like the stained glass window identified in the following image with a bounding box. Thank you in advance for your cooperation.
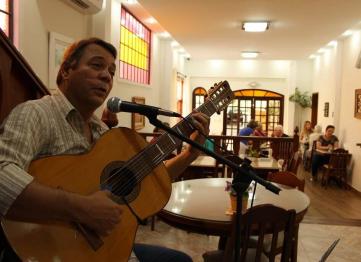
[119,7,151,84]
[0,0,12,40]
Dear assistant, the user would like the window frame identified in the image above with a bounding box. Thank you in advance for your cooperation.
[119,6,151,85]
[222,89,284,135]
[0,0,13,41]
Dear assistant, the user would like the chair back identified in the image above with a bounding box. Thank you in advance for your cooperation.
[267,171,305,192]
[224,204,295,262]
[286,151,302,174]
[328,152,351,171]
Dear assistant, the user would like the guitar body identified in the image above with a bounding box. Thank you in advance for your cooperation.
[2,127,171,261]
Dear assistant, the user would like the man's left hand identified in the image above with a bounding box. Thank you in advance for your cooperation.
[188,111,210,155]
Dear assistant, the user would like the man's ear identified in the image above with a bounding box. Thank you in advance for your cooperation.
[61,61,75,80]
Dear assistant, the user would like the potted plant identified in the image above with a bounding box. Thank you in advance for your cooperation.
[225,181,249,213]
[289,87,312,108]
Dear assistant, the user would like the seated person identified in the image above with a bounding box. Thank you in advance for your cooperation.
[299,120,312,157]
[253,123,267,137]
[311,125,339,181]
[305,124,322,159]
[272,124,289,137]
[238,120,258,155]
[239,120,258,143]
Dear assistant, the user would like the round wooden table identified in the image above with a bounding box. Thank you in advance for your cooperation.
[159,178,310,236]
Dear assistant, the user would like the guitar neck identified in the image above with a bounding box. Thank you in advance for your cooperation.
[123,99,218,179]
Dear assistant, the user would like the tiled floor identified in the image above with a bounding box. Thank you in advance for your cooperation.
[135,220,361,262]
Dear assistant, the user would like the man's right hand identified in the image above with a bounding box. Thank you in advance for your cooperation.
[71,191,123,236]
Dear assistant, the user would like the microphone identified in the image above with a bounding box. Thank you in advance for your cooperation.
[107,97,181,117]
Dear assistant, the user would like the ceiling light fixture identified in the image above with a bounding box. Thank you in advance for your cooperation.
[241,51,259,58]
[126,0,138,4]
[145,17,156,24]
[242,21,269,32]
[159,32,171,38]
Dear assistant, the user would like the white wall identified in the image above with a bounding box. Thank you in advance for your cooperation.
[18,0,88,85]
[185,59,313,135]
[312,32,361,191]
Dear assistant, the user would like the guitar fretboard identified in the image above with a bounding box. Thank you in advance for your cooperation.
[109,81,233,194]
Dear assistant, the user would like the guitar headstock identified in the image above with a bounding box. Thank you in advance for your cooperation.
[207,81,234,114]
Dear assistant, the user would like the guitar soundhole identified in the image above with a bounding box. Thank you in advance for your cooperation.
[100,161,140,204]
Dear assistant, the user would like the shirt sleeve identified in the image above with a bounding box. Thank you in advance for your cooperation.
[0,102,49,216]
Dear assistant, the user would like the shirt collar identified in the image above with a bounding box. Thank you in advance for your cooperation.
[53,89,108,132]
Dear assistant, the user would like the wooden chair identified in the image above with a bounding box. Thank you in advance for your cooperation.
[203,204,296,262]
[321,151,351,189]
[267,171,305,192]
[271,139,294,170]
[265,171,304,261]
[286,152,302,175]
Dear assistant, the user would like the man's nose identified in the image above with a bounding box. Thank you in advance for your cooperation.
[99,68,112,82]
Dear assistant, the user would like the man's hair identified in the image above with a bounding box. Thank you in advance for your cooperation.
[326,125,335,131]
[314,124,322,133]
[274,124,283,131]
[56,37,117,86]
[247,120,258,129]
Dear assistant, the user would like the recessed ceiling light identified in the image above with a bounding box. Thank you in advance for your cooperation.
[159,32,171,38]
[126,0,138,4]
[171,41,180,47]
[241,51,259,58]
[342,30,353,37]
[145,17,157,24]
[327,41,338,47]
[242,22,269,32]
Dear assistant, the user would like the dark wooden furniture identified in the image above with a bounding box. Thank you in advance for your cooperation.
[267,171,305,192]
[159,178,309,261]
[0,28,49,260]
[321,151,351,189]
[203,204,296,262]
[286,151,302,175]
[0,29,49,124]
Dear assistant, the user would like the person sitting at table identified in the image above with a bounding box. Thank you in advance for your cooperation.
[238,120,258,155]
[253,122,267,137]
[311,125,339,181]
[272,124,288,137]
[299,120,312,158]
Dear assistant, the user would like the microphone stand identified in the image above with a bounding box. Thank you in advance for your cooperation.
[145,114,281,262]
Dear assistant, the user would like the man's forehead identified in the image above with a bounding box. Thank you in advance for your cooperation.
[83,44,115,59]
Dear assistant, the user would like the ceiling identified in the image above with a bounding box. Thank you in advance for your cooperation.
[124,0,361,60]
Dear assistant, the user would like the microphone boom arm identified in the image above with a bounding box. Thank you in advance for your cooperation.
[147,115,281,195]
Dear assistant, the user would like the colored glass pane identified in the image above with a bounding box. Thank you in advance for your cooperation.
[119,7,150,84]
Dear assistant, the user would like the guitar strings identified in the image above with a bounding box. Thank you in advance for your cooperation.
[100,115,194,195]
[100,86,232,196]
[108,120,192,196]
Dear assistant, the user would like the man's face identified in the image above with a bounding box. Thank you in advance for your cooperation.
[62,44,116,110]
[274,128,282,137]
[325,128,335,138]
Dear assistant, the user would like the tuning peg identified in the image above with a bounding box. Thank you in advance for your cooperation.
[216,110,221,115]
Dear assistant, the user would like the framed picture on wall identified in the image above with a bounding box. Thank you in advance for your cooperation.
[355,89,361,119]
[324,102,329,117]
[131,96,146,130]
[48,32,74,90]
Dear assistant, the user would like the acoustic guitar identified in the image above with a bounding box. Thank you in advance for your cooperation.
[2,81,234,261]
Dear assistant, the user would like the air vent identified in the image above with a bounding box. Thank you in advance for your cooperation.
[61,0,103,14]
